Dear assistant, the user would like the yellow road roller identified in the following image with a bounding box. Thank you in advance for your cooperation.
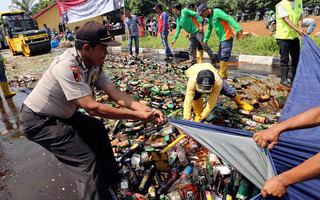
[0,11,51,57]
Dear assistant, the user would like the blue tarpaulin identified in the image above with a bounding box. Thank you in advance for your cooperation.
[168,35,320,199]
[271,35,320,199]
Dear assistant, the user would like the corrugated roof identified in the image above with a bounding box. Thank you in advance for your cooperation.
[32,2,58,19]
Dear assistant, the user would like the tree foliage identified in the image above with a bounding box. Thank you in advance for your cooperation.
[305,0,320,6]
[9,0,38,13]
[31,0,58,16]
[126,0,157,17]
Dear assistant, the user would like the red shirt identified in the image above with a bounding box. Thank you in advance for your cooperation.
[157,11,168,33]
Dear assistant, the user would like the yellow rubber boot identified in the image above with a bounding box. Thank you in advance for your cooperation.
[198,50,204,63]
[231,93,253,111]
[1,82,15,98]
[193,96,203,122]
[219,61,229,79]
[194,49,197,63]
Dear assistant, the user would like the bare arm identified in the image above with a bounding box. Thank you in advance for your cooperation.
[253,106,320,149]
[261,152,320,197]
[77,95,155,122]
[101,83,166,123]
[283,15,305,36]
[297,14,303,30]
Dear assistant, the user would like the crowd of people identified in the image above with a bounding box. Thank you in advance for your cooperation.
[0,0,315,199]
[42,23,79,42]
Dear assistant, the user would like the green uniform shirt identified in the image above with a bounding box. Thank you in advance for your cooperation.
[173,8,203,41]
[204,8,242,42]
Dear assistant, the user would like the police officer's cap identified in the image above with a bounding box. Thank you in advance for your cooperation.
[76,21,120,46]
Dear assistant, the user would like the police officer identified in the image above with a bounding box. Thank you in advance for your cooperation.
[19,21,166,200]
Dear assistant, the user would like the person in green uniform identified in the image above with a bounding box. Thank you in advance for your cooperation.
[197,4,243,79]
[170,2,216,67]
[186,2,204,64]
[275,0,305,86]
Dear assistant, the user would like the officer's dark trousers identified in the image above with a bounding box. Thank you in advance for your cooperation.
[19,106,119,200]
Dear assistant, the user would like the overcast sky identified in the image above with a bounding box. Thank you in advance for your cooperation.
[0,0,39,13]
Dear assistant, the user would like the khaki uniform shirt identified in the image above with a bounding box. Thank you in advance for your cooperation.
[24,48,112,119]
[183,63,223,120]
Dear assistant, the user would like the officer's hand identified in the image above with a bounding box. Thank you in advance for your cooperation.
[186,33,189,38]
[253,127,280,150]
[162,34,166,39]
[297,28,306,36]
[202,42,207,46]
[261,176,288,197]
[170,40,176,47]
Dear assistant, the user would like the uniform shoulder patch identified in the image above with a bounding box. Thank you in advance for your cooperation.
[70,66,83,83]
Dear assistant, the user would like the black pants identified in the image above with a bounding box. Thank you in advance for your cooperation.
[19,106,119,200]
[276,37,300,68]
[188,31,215,66]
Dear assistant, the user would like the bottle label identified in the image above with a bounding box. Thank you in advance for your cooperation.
[205,191,213,200]
[118,140,130,148]
[121,180,129,190]
[239,109,251,115]
[148,186,156,197]
[130,143,139,150]
[253,115,265,123]
[139,175,149,189]
[169,154,178,165]
[141,152,149,162]
[186,191,194,200]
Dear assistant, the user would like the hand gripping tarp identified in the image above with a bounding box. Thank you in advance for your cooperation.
[168,35,320,199]
[271,35,320,199]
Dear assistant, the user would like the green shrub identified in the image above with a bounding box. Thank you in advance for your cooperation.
[121,35,318,57]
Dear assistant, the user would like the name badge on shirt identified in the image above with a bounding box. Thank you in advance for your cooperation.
[70,66,84,83]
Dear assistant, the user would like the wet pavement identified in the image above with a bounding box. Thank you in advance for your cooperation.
[0,49,285,200]
[0,92,78,200]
